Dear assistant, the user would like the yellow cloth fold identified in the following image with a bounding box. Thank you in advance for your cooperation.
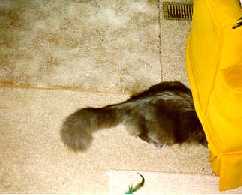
[186,0,242,191]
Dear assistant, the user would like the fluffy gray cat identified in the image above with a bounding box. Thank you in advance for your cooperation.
[60,81,207,151]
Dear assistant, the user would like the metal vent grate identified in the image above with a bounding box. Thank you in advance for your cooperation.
[163,2,193,21]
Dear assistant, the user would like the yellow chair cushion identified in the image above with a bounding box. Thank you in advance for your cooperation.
[186,0,242,191]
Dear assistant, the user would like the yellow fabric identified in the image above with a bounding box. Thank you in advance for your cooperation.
[186,0,242,191]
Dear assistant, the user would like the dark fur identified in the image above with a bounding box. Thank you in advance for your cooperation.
[60,81,207,151]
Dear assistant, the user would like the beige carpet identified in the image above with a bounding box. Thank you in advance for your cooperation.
[0,87,211,193]
[0,0,160,94]
[160,0,192,85]
[0,0,241,194]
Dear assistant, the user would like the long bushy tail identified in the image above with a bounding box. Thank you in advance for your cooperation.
[60,106,122,151]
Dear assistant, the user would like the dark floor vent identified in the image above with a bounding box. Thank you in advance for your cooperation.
[163,2,193,21]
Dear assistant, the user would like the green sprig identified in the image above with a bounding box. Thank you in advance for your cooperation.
[124,173,145,194]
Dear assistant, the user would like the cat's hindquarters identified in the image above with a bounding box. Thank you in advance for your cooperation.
[60,106,122,151]
[60,81,206,152]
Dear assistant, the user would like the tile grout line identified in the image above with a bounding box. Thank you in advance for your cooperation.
[0,82,130,96]
[158,0,163,82]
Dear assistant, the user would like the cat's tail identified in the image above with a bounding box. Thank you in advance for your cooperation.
[60,106,123,151]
